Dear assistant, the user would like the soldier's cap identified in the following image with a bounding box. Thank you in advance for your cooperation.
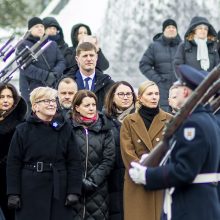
[174,64,208,90]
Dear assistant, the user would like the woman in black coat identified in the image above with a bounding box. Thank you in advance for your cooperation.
[71,90,115,219]
[64,23,109,71]
[0,83,27,220]
[104,81,136,220]
[174,16,219,71]
[7,87,82,220]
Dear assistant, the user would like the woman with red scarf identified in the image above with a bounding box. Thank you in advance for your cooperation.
[70,90,115,219]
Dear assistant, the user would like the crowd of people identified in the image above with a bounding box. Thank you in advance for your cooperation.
[0,14,220,220]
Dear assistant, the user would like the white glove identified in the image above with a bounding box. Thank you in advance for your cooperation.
[139,153,149,163]
[129,162,147,185]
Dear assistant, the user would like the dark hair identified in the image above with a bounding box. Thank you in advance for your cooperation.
[104,81,136,117]
[0,82,19,106]
[72,90,98,114]
[76,42,97,56]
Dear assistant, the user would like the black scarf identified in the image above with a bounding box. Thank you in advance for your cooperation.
[139,105,159,130]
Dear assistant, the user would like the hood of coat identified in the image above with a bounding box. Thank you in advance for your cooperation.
[71,23,92,48]
[43,17,65,43]
[72,112,112,132]
[0,96,27,134]
[26,112,66,131]
[184,16,217,39]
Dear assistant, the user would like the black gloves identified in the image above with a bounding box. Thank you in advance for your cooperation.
[46,72,57,87]
[8,195,21,210]
[82,178,98,193]
[65,194,79,207]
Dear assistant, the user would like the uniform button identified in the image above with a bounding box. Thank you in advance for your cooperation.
[137,139,141,143]
[156,138,160,142]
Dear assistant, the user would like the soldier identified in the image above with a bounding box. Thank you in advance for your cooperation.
[129,64,220,220]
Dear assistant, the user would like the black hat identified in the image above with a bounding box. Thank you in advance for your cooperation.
[162,19,177,31]
[175,64,208,90]
[28,17,44,30]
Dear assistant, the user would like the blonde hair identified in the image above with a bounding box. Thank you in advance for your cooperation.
[30,87,57,105]
[136,80,158,111]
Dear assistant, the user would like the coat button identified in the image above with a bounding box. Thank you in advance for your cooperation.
[156,138,160,142]
[137,139,141,143]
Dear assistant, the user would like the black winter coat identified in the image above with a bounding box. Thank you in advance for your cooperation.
[65,69,114,111]
[71,113,115,220]
[7,114,82,220]
[18,35,66,103]
[0,97,26,220]
[139,33,181,111]
[145,105,220,220]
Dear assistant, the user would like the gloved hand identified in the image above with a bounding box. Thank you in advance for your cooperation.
[82,178,98,193]
[65,194,79,207]
[139,153,149,164]
[129,161,147,185]
[8,195,21,210]
[46,72,57,87]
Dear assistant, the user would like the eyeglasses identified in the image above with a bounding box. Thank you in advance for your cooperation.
[116,92,133,99]
[35,99,57,105]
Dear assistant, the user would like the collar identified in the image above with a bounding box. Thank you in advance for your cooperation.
[80,71,95,81]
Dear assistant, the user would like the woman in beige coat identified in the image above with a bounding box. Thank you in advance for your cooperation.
[120,80,172,220]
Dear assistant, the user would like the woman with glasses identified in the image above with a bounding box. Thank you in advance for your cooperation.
[120,80,172,220]
[70,90,115,219]
[174,16,219,71]
[6,87,82,220]
[0,83,27,220]
[104,81,136,220]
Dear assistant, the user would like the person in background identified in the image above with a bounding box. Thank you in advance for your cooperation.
[7,87,82,220]
[43,16,69,56]
[64,23,109,71]
[104,81,136,220]
[174,16,219,71]
[18,17,65,114]
[139,18,182,111]
[0,83,27,220]
[129,65,220,220]
[57,77,78,118]
[120,80,172,220]
[168,84,181,114]
[65,42,114,111]
[217,31,220,57]
[70,90,115,219]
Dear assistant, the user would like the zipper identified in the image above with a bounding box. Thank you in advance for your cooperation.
[83,128,89,219]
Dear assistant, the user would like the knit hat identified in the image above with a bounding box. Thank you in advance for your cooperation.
[162,19,177,31]
[28,17,44,29]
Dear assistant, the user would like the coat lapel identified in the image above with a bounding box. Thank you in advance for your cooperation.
[130,113,153,151]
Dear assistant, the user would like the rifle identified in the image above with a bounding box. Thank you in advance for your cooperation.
[0,34,15,58]
[0,34,48,80]
[141,64,220,167]
[210,95,220,113]
[2,41,52,83]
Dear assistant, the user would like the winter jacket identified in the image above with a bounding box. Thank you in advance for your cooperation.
[64,23,109,71]
[43,17,69,56]
[174,16,219,72]
[139,33,182,111]
[65,68,114,111]
[0,97,26,220]
[7,113,82,220]
[18,35,66,103]
[71,113,115,220]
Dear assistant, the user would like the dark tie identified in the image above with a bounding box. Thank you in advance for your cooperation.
[84,77,91,90]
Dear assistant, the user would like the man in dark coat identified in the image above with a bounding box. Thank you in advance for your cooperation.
[18,17,66,112]
[65,42,114,111]
[129,65,220,220]
[139,19,182,111]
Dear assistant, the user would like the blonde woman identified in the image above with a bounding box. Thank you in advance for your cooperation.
[120,80,172,220]
[7,87,82,220]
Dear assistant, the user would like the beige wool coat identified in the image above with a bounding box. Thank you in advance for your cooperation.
[120,109,172,220]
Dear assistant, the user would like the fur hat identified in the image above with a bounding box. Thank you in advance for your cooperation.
[162,19,177,31]
[28,17,44,29]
